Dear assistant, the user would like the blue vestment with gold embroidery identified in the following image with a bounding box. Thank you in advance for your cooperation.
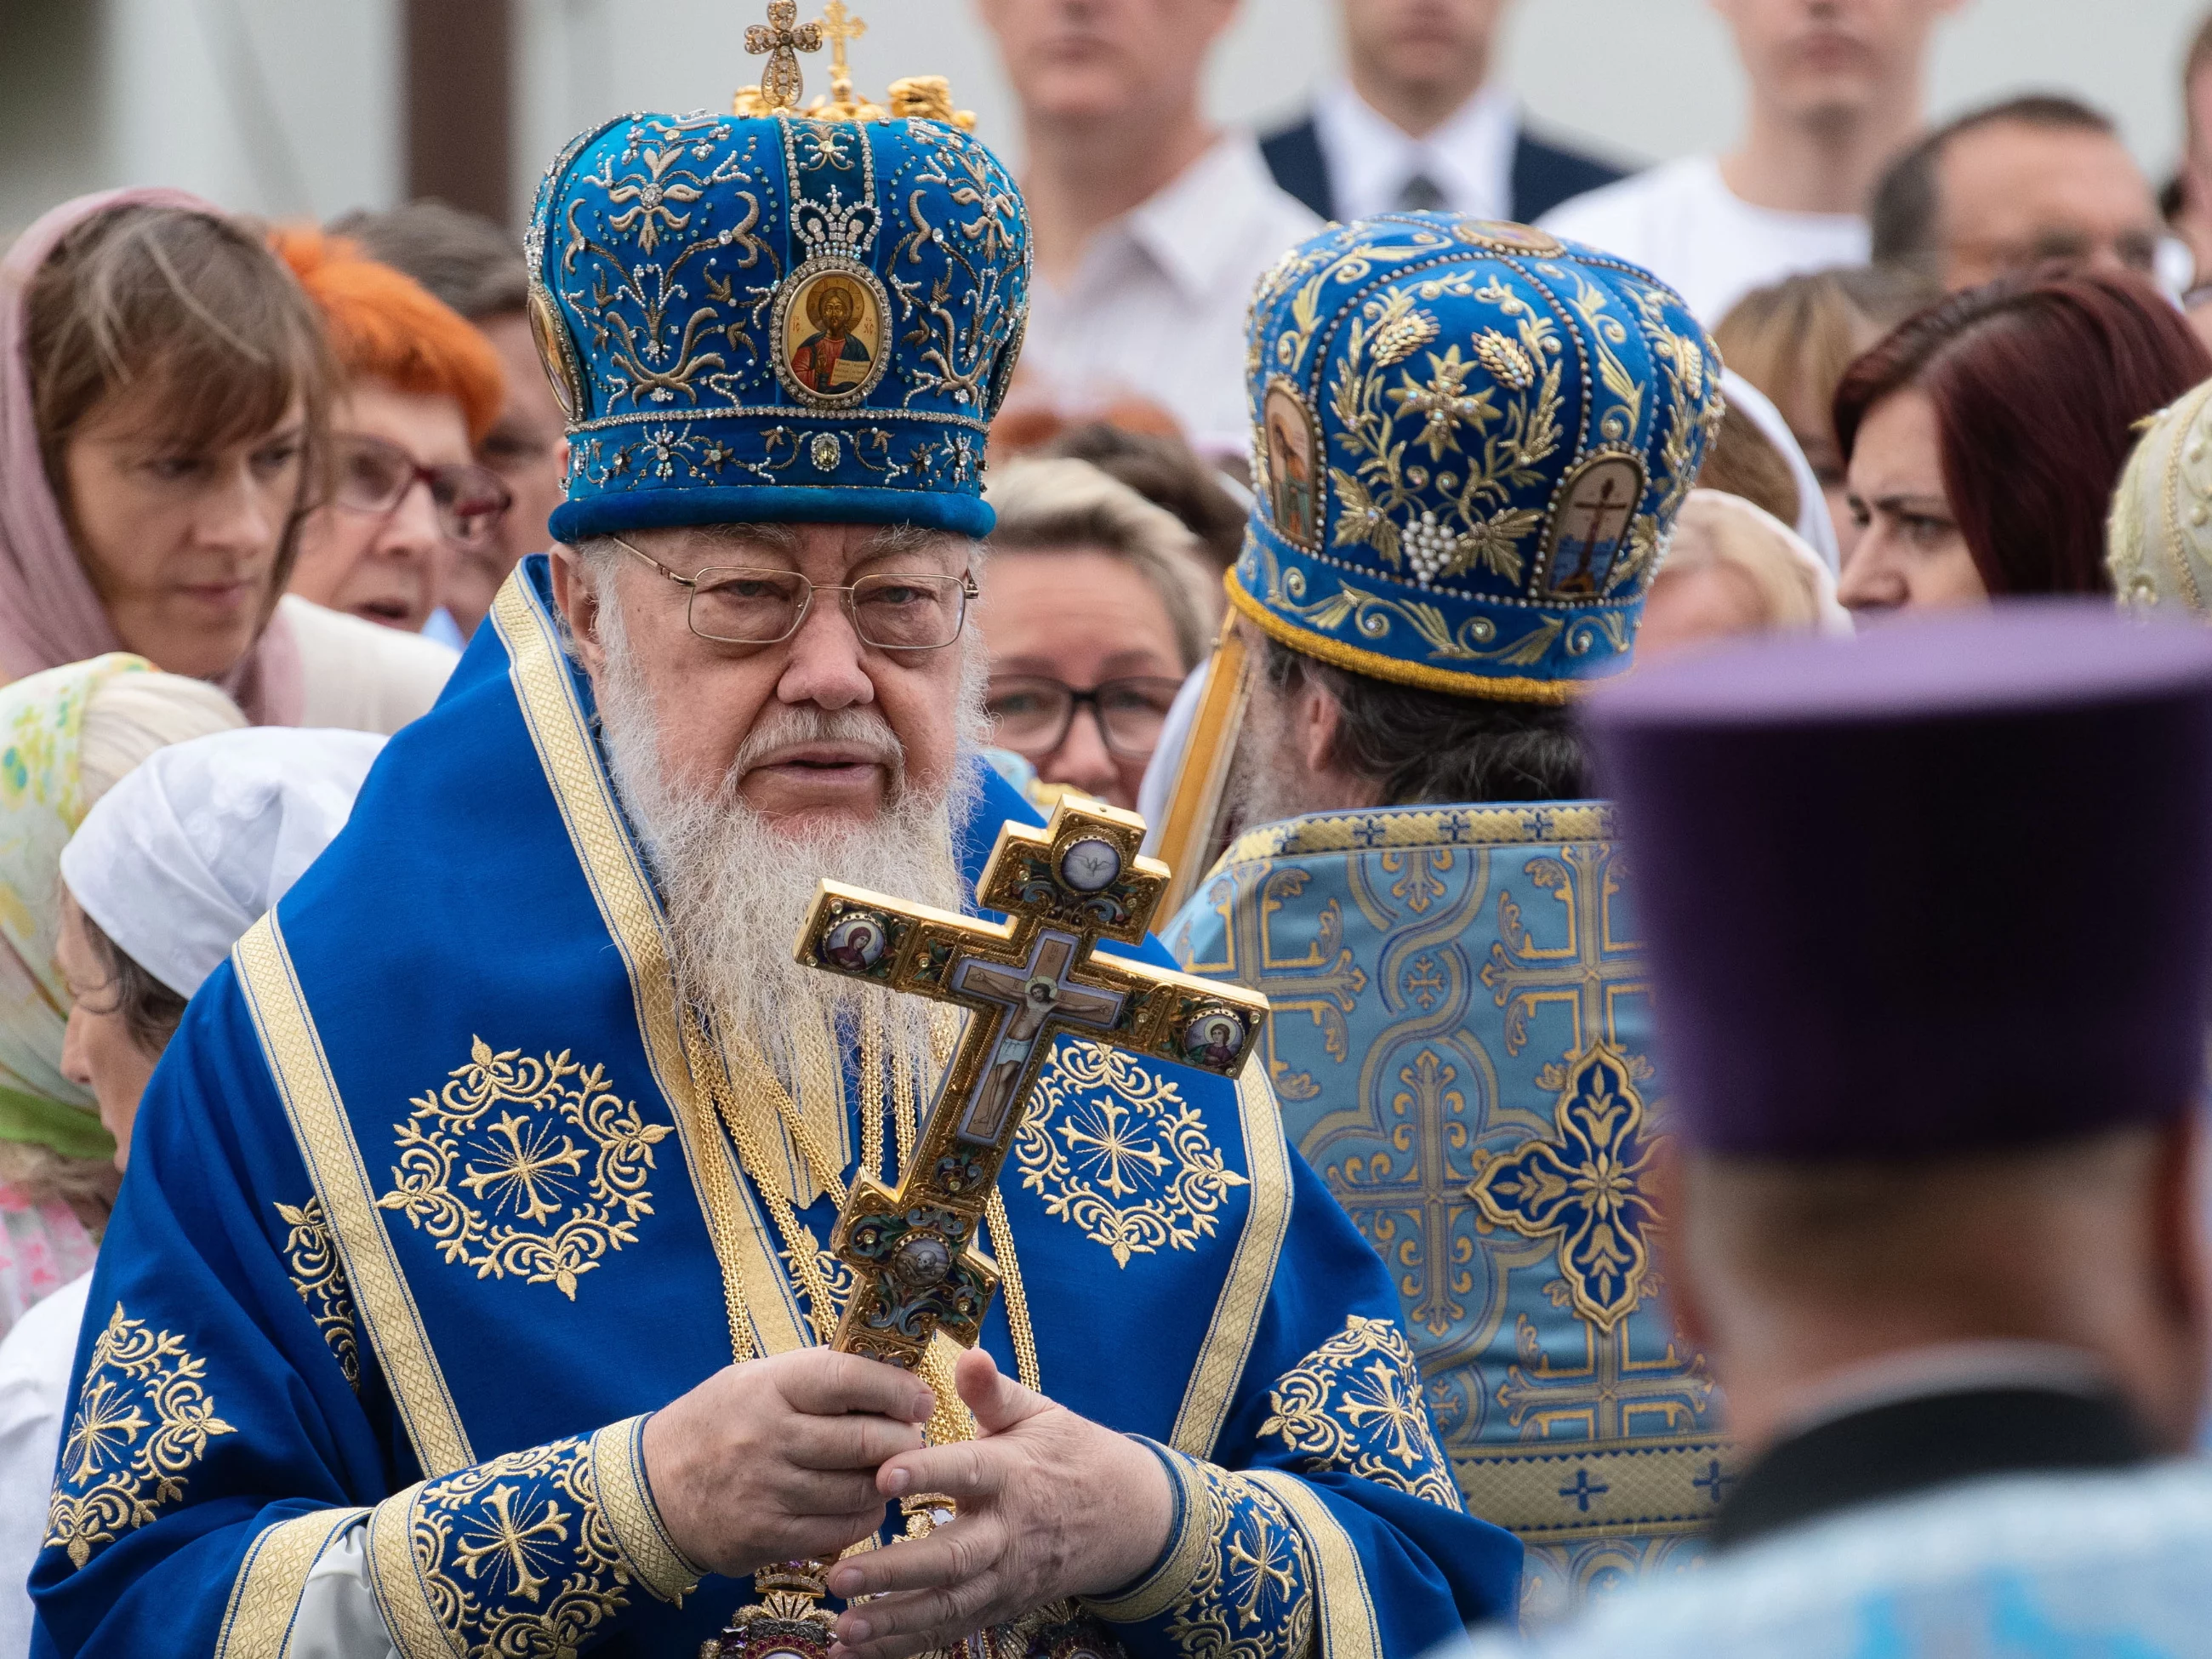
[27,562,1517,1658]
[1164,806,1730,1622]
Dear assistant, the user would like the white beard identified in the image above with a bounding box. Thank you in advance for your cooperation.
[589,583,984,1178]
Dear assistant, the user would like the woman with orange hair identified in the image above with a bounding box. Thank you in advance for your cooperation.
[275,228,512,639]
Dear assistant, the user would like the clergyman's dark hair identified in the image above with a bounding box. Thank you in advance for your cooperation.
[76,908,188,1060]
[1263,638,1589,806]
[1871,94,2119,278]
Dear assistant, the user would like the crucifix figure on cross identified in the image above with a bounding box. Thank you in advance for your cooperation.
[745,0,824,112]
[794,795,1271,1371]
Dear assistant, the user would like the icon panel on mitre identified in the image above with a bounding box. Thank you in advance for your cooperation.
[1535,451,1651,601]
[1263,378,1323,553]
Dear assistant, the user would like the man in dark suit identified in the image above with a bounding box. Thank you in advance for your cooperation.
[1261,0,1620,226]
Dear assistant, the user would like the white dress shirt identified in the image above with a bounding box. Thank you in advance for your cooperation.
[1019,134,1322,457]
[1310,78,1519,225]
[1540,156,1870,327]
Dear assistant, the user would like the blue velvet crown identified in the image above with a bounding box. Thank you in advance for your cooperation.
[1231,215,1723,702]
[529,107,1029,544]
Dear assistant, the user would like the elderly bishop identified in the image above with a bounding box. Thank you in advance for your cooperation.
[28,41,1518,1659]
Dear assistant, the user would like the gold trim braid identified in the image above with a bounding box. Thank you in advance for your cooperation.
[1246,1469,1382,1659]
[214,1507,371,1659]
[1217,802,1616,867]
[592,1415,705,1604]
[362,1479,445,1659]
[1170,1063,1294,1457]
[490,574,807,1360]
[235,916,474,1476]
[1226,568,1583,707]
[1455,1437,1737,1541]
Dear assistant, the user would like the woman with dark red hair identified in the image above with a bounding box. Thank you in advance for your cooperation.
[1833,271,2210,612]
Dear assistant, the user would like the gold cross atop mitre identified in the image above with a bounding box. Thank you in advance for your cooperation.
[794,795,1271,1370]
[735,0,977,128]
[744,0,823,112]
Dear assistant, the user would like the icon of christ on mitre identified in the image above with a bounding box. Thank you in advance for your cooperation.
[26,15,1516,1659]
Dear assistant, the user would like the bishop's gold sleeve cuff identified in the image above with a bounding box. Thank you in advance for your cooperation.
[1080,1440,1318,1659]
[363,1417,703,1659]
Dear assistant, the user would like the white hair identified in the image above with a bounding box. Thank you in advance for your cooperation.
[576,534,989,1148]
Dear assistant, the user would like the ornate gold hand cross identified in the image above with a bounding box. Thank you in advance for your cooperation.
[795,795,1270,1369]
[746,0,824,112]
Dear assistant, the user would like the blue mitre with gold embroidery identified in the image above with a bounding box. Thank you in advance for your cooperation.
[529,62,1028,543]
[1234,215,1722,702]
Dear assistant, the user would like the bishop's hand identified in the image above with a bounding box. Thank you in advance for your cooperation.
[822,1348,1176,1659]
[642,1348,937,1578]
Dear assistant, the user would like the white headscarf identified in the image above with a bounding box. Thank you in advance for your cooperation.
[59,728,384,997]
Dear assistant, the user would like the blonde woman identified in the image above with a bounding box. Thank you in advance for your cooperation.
[1637,489,1851,664]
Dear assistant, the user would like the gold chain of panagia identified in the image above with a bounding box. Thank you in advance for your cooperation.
[686,1006,1041,1394]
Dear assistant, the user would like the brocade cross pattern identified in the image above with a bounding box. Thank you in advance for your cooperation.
[1479,844,1643,1059]
[1558,1468,1608,1513]
[1694,1457,1733,1506]
[1464,1040,1657,1330]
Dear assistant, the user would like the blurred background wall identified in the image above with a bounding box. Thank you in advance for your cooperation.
[3,0,2208,237]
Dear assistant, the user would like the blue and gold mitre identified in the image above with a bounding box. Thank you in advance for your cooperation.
[1232,215,1723,702]
[528,58,1029,544]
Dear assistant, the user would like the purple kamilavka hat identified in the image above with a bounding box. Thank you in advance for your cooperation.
[1584,601,2212,1160]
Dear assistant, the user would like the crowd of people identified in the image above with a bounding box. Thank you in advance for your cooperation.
[3,0,2212,1654]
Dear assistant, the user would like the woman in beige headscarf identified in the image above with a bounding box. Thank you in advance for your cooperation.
[2,191,453,727]
[2109,376,2212,619]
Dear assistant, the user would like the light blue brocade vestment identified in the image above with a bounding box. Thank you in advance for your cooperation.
[1164,807,1731,1622]
[1451,1462,2212,1658]
[27,560,1518,1659]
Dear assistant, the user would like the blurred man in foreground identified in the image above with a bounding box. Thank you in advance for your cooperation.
[1544,0,1960,323]
[1263,0,1621,226]
[980,0,1319,455]
[1870,94,2169,292]
[1457,606,2212,1656]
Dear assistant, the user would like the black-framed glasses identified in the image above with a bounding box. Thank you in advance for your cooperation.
[332,433,512,550]
[986,675,1184,761]
[612,536,977,651]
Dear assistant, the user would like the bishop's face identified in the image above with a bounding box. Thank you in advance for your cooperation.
[553,522,973,831]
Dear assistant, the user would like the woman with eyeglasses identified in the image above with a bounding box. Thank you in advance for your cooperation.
[276,229,512,646]
[1,193,458,734]
[975,459,1221,811]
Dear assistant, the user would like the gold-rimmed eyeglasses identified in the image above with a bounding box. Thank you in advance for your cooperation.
[612,535,978,651]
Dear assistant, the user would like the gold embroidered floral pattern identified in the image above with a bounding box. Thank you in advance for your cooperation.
[1165,1463,1315,1659]
[385,1434,633,1655]
[275,1197,360,1388]
[377,1039,672,1299]
[45,1304,237,1569]
[1258,1317,1462,1509]
[1015,1041,1248,1268]
[1328,277,1563,589]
